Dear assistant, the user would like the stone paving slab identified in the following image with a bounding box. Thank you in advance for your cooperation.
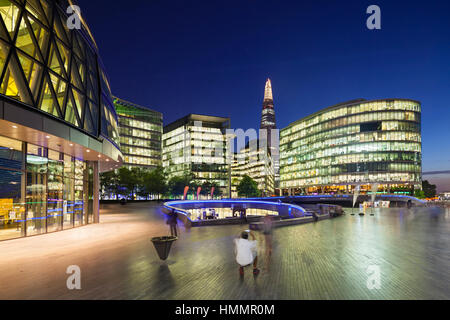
[0,202,448,300]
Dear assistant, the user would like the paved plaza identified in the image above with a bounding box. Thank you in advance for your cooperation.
[0,202,448,300]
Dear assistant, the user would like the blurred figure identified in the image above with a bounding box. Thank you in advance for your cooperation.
[168,210,178,237]
[234,230,260,276]
[240,209,248,223]
[359,203,365,216]
[262,214,274,269]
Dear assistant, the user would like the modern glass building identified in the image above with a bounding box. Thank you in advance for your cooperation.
[260,78,279,190]
[162,114,231,197]
[113,96,162,169]
[280,99,421,195]
[231,140,275,198]
[0,0,122,241]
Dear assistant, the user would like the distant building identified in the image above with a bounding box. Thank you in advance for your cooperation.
[231,139,275,198]
[280,99,422,195]
[163,114,231,196]
[260,79,279,190]
[439,192,450,200]
[113,97,163,169]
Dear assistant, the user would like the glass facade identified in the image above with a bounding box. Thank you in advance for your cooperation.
[0,135,94,241]
[162,114,230,195]
[280,99,422,194]
[231,141,275,197]
[0,1,121,240]
[0,0,119,146]
[113,96,162,169]
[260,79,279,189]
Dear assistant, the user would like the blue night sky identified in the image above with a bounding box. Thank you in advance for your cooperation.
[78,0,450,188]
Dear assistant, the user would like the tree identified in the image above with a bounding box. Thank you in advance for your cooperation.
[414,189,425,199]
[143,166,167,198]
[422,180,437,198]
[117,167,143,199]
[211,183,223,198]
[237,175,260,198]
[200,181,222,198]
[168,172,194,198]
[190,180,201,198]
[100,170,119,199]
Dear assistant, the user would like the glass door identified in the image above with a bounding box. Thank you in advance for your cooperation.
[74,159,85,226]
[0,136,24,240]
[26,171,47,235]
[26,144,48,236]
[47,150,63,232]
[63,155,74,229]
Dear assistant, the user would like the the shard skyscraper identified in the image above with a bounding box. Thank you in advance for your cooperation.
[260,79,279,190]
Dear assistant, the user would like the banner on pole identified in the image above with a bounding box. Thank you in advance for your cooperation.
[197,187,201,200]
[211,187,215,198]
[183,186,189,200]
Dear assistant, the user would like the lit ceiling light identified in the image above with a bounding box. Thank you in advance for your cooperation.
[106,159,109,162]
[12,125,17,128]
[69,143,73,146]
[97,155,101,158]
[86,149,90,152]
[46,135,50,139]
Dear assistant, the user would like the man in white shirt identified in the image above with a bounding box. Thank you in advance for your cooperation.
[234,231,260,276]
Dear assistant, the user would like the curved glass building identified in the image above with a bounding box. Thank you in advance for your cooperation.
[280,99,421,195]
[0,0,122,240]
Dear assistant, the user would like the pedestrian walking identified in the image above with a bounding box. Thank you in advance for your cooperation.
[167,210,178,237]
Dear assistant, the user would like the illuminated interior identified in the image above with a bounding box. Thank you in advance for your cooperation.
[113,96,162,169]
[0,0,121,240]
[163,114,230,195]
[164,199,308,225]
[280,99,422,195]
[0,134,95,240]
[186,207,277,220]
[231,140,275,197]
[0,0,119,146]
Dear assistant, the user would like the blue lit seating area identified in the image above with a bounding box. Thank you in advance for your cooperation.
[162,199,344,228]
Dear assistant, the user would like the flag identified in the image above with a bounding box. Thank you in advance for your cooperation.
[353,185,360,208]
[197,187,201,200]
[211,187,215,198]
[183,186,189,200]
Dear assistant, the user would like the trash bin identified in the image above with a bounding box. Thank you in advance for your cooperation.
[151,236,177,260]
